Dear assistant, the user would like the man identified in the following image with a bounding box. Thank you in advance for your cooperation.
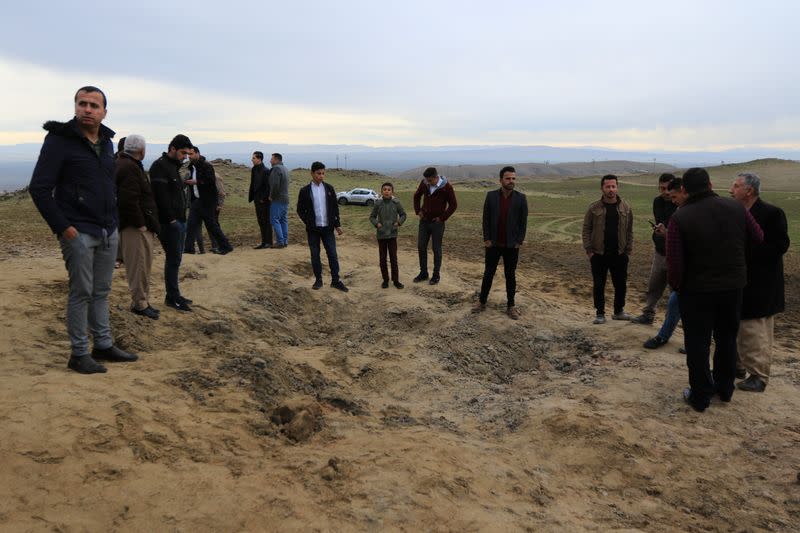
[582,174,634,324]
[150,134,194,311]
[643,178,687,349]
[248,151,272,249]
[29,86,138,374]
[412,167,458,285]
[667,167,763,412]
[269,153,290,248]
[185,146,234,255]
[115,134,160,320]
[296,162,348,291]
[632,173,677,324]
[729,172,789,393]
[472,166,528,320]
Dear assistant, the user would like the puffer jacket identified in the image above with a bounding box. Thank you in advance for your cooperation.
[369,197,407,239]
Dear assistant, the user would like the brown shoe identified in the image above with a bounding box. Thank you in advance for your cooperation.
[507,306,520,320]
[472,301,486,313]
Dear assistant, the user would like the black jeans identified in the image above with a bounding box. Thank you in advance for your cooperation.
[679,289,742,409]
[158,220,186,302]
[186,200,232,252]
[254,199,273,246]
[417,220,445,276]
[307,227,340,283]
[378,237,399,282]
[479,246,519,307]
[590,252,628,315]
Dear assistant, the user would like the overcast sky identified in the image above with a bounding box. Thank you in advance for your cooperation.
[1,0,797,150]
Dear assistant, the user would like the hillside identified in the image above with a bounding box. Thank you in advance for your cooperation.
[704,158,800,191]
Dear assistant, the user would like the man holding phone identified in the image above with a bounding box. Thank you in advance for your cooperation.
[632,173,677,325]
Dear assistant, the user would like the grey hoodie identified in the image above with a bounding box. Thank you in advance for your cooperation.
[269,162,290,204]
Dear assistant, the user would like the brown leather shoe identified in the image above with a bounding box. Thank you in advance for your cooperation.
[507,306,520,320]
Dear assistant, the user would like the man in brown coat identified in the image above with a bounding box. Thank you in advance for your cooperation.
[116,134,160,320]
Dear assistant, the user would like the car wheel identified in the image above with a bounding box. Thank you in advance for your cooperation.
[338,197,348,205]
[365,199,374,206]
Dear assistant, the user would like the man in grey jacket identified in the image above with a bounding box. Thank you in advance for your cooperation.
[269,153,290,248]
[472,166,528,319]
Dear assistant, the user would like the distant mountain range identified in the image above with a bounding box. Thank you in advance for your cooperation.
[2,142,798,191]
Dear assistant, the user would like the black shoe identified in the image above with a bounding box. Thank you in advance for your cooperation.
[92,345,139,362]
[68,355,107,374]
[132,306,159,320]
[682,388,706,412]
[274,243,287,249]
[429,274,440,285]
[735,368,747,380]
[678,347,687,354]
[212,247,232,255]
[643,336,667,349]
[184,249,196,254]
[413,273,429,283]
[210,248,219,254]
[631,314,654,325]
[331,280,349,292]
[165,298,193,312]
[312,279,323,290]
[178,296,193,305]
[148,305,160,315]
[254,243,272,249]
[737,375,767,393]
[381,280,389,289]
[394,281,404,289]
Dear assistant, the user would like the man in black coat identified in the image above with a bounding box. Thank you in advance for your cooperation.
[729,172,790,392]
[185,146,233,255]
[249,151,273,249]
[296,162,348,292]
[472,166,528,320]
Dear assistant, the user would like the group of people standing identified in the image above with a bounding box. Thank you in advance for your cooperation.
[582,170,789,412]
[28,84,790,415]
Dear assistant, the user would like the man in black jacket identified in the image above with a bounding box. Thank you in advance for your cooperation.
[296,162,348,291]
[185,146,233,255]
[633,173,677,324]
[150,134,194,311]
[666,167,763,412]
[472,166,528,320]
[116,134,160,320]
[730,172,790,392]
[249,151,272,249]
[29,86,137,374]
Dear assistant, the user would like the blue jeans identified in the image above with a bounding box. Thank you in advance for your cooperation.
[657,291,681,340]
[307,227,340,283]
[59,229,119,356]
[270,201,289,245]
[158,220,186,302]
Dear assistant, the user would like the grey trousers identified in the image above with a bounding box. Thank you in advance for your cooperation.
[642,252,668,318]
[59,230,118,357]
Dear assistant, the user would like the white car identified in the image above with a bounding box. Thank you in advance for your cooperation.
[336,188,380,206]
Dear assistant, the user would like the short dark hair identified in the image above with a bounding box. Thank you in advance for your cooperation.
[423,167,437,179]
[667,177,683,191]
[601,174,618,186]
[117,137,126,153]
[682,167,711,194]
[191,145,200,153]
[169,134,193,151]
[381,182,394,191]
[659,172,676,183]
[74,86,107,109]
[253,151,264,161]
[500,166,515,179]
[272,153,283,162]
[311,161,326,172]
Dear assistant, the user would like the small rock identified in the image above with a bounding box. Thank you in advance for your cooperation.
[252,358,267,369]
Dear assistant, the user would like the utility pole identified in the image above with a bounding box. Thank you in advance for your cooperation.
[344,154,348,170]
[336,155,339,169]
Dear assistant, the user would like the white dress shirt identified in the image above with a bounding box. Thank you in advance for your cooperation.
[311,181,328,227]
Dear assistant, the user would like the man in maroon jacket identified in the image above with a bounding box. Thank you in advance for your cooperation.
[412,167,457,285]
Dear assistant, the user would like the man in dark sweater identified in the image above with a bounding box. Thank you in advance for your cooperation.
[581,175,634,324]
[185,146,233,255]
[29,86,137,373]
[412,167,458,285]
[248,151,272,249]
[729,172,789,393]
[472,166,528,320]
[150,134,194,311]
[667,167,763,412]
[632,173,677,324]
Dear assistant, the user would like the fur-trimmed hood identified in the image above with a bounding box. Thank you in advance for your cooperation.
[42,118,115,140]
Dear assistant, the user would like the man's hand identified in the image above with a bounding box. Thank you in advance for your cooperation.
[586,251,594,258]
[393,222,399,228]
[484,240,492,248]
[216,206,221,212]
[62,226,78,241]
[170,219,177,225]
[139,226,147,232]
[654,223,666,235]
[376,223,383,228]
[335,227,343,236]
[515,242,522,249]
[184,179,197,185]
